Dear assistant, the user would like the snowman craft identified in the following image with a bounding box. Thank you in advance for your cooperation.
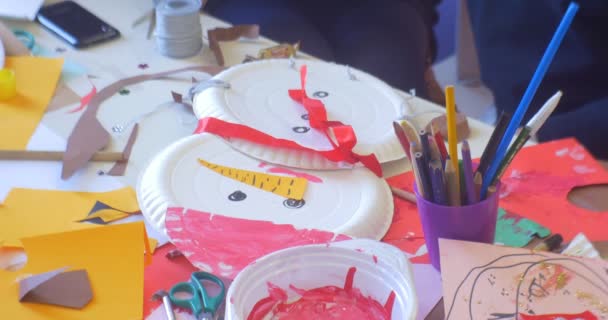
[137,59,408,278]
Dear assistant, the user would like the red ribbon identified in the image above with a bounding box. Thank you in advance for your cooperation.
[194,65,383,177]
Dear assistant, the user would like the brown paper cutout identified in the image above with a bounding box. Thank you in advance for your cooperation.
[47,83,81,113]
[0,21,30,55]
[425,113,470,142]
[207,25,260,66]
[106,124,139,176]
[61,66,224,180]
[19,268,92,309]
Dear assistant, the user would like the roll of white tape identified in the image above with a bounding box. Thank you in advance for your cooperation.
[155,0,203,58]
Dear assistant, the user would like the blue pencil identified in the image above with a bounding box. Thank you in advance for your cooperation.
[461,140,476,204]
[429,159,447,205]
[481,2,579,199]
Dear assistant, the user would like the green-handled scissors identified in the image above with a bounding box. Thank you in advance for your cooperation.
[169,271,226,320]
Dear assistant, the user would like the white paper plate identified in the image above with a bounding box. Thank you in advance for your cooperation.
[226,239,418,320]
[193,59,405,170]
[137,134,393,239]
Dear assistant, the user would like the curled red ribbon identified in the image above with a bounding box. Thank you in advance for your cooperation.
[195,65,382,177]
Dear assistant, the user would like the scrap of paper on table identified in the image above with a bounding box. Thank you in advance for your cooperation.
[0,57,63,150]
[19,267,93,309]
[0,187,139,247]
[0,222,149,320]
[412,264,442,320]
[439,238,608,320]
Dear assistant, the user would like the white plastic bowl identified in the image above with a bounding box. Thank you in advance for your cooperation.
[226,239,418,319]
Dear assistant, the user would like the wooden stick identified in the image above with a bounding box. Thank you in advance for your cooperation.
[390,186,417,205]
[0,150,125,162]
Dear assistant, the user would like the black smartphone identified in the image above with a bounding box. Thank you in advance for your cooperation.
[36,1,120,48]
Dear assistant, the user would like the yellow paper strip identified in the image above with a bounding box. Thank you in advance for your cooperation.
[198,158,307,200]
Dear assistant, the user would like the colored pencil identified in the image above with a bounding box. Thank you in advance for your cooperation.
[393,121,412,161]
[476,111,511,177]
[429,159,448,205]
[481,2,579,199]
[474,172,483,202]
[410,142,425,198]
[491,91,563,184]
[461,141,476,204]
[419,129,432,162]
[427,134,442,163]
[527,90,563,137]
[415,151,433,200]
[445,156,461,206]
[390,186,417,204]
[430,122,448,163]
[445,85,459,183]
[400,119,420,145]
[487,184,497,198]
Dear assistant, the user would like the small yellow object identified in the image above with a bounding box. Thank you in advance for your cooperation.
[0,68,16,100]
[258,42,300,59]
[198,158,308,200]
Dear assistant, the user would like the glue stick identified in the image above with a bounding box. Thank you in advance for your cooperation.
[0,68,16,100]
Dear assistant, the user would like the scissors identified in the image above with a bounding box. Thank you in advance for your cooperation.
[169,271,226,320]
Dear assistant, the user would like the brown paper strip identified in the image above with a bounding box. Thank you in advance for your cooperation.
[20,268,92,309]
[61,66,224,180]
[207,25,260,66]
[106,124,139,176]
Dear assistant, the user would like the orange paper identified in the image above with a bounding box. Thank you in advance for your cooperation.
[0,222,149,319]
[0,57,63,149]
[0,187,139,247]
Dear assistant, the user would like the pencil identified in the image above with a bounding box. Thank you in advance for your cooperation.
[410,142,425,198]
[429,159,448,205]
[461,141,476,204]
[419,129,432,162]
[0,150,125,162]
[400,119,420,146]
[473,172,482,202]
[445,85,459,183]
[445,156,461,206]
[491,91,563,184]
[430,122,448,164]
[527,90,563,137]
[492,126,530,184]
[481,2,579,199]
[427,133,442,162]
[476,111,511,177]
[390,186,417,204]
[415,151,433,201]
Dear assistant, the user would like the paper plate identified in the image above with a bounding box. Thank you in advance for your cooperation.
[193,59,405,170]
[137,134,393,239]
[226,239,418,320]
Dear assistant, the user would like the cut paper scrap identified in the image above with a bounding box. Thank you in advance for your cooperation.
[495,208,551,247]
[143,244,198,317]
[165,207,351,279]
[76,200,140,224]
[68,82,96,113]
[411,264,442,320]
[198,158,308,200]
[46,83,80,112]
[0,187,139,247]
[61,65,224,180]
[498,138,608,241]
[518,311,599,320]
[0,222,149,319]
[207,25,260,66]
[19,267,93,309]
[0,56,63,149]
[106,124,139,176]
[439,239,608,320]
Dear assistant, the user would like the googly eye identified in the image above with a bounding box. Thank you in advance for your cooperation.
[283,198,305,209]
[312,91,329,98]
[292,126,310,133]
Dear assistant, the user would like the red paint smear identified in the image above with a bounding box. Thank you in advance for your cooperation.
[68,84,97,113]
[143,244,198,317]
[373,255,378,264]
[166,207,351,279]
[247,267,394,320]
[518,310,598,320]
[498,138,608,242]
[266,167,323,183]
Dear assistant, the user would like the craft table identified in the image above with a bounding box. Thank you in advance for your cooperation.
[1,0,506,319]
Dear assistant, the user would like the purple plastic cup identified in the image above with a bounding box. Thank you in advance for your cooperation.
[415,183,500,270]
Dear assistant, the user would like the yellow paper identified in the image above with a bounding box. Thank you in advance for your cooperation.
[198,158,308,200]
[0,222,147,319]
[0,57,63,149]
[0,187,139,247]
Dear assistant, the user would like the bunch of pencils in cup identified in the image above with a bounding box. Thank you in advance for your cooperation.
[393,87,562,206]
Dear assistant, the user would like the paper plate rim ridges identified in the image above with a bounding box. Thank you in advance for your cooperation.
[192,59,406,170]
[226,239,418,320]
[136,134,394,239]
